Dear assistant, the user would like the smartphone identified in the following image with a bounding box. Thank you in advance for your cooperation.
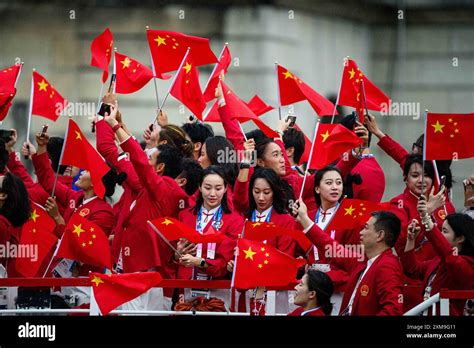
[149,123,154,132]
[97,102,112,117]
[285,115,297,128]
[40,124,48,137]
[439,175,446,192]
[0,129,12,143]
[107,74,116,93]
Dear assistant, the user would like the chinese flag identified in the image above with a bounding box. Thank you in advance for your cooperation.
[61,119,110,198]
[15,204,58,277]
[233,238,305,289]
[56,213,112,269]
[325,199,391,232]
[146,29,217,77]
[90,272,162,316]
[277,64,335,116]
[90,28,113,83]
[308,123,362,170]
[32,71,68,122]
[204,94,273,123]
[170,51,206,119]
[0,64,21,121]
[114,51,154,94]
[221,81,279,138]
[425,113,474,161]
[244,221,312,251]
[203,45,232,102]
[149,217,226,244]
[294,123,312,165]
[338,59,389,115]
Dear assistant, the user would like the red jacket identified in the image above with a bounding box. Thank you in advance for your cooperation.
[177,207,244,280]
[118,136,189,282]
[288,307,325,316]
[400,224,474,316]
[306,223,404,315]
[350,156,385,203]
[377,134,410,170]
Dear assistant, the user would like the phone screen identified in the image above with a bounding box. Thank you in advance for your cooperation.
[97,102,111,117]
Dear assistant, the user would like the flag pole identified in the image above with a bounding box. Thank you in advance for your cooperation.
[274,62,282,121]
[154,47,190,124]
[432,159,448,216]
[25,69,35,143]
[145,26,161,111]
[42,231,65,278]
[330,56,348,124]
[298,119,320,201]
[421,109,428,199]
[147,221,182,257]
[229,220,247,313]
[51,118,71,198]
[112,48,117,94]
[360,78,369,122]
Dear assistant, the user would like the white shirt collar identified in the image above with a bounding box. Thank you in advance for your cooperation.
[255,206,272,221]
[81,196,98,206]
[301,306,321,316]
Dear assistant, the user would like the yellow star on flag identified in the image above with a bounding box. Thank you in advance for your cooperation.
[75,131,82,140]
[91,275,104,287]
[154,36,166,46]
[30,209,40,223]
[252,222,262,228]
[161,218,173,226]
[344,205,355,215]
[348,68,355,79]
[37,79,48,92]
[243,247,257,260]
[72,223,85,237]
[431,120,445,133]
[283,70,293,79]
[183,62,192,74]
[321,130,330,143]
[121,57,131,69]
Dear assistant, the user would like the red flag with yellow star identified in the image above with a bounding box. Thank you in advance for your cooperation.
[294,123,312,165]
[56,212,112,269]
[114,51,154,94]
[308,124,362,170]
[0,64,21,121]
[61,119,110,198]
[90,272,162,316]
[234,238,305,289]
[149,217,226,244]
[15,203,58,277]
[338,59,389,114]
[90,28,113,83]
[146,29,217,77]
[32,71,68,121]
[325,199,390,232]
[203,45,232,102]
[276,64,335,116]
[169,50,206,119]
[244,221,312,252]
[204,94,273,122]
[425,113,474,160]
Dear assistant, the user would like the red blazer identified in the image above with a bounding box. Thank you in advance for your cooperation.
[288,307,325,316]
[400,224,474,316]
[306,223,404,315]
[351,157,385,203]
[177,207,244,280]
[377,134,410,170]
[117,136,189,282]
[391,187,455,263]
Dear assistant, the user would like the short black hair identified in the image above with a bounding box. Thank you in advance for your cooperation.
[371,211,401,248]
[0,140,9,173]
[446,213,474,257]
[0,172,31,227]
[101,164,127,198]
[156,144,184,179]
[182,123,214,145]
[179,158,203,196]
[282,128,305,164]
[245,129,269,146]
[403,154,434,180]
[306,270,334,316]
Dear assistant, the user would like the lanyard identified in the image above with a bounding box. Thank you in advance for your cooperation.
[195,206,223,260]
[313,202,339,262]
[251,207,273,222]
[314,202,340,226]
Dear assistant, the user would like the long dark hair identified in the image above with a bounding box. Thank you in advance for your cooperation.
[0,172,31,227]
[101,164,127,198]
[193,166,231,215]
[307,269,334,316]
[313,166,343,207]
[446,213,474,257]
[246,167,289,219]
[203,136,238,188]
[159,124,194,158]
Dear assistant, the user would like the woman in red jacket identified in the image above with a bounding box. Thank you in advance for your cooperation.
[176,166,244,309]
[400,197,474,316]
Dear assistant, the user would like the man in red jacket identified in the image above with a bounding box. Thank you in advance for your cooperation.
[293,199,404,315]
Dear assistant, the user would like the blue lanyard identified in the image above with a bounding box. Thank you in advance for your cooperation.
[251,207,273,222]
[196,206,223,233]
[315,202,340,225]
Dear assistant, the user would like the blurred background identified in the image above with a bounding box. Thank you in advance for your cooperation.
[0,0,473,207]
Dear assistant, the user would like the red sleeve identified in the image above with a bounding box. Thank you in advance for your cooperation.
[377,135,409,170]
[95,119,119,167]
[31,152,76,207]
[275,139,293,178]
[116,156,142,195]
[335,151,360,178]
[374,259,404,315]
[88,208,115,237]
[399,248,429,280]
[218,104,245,152]
[232,167,254,216]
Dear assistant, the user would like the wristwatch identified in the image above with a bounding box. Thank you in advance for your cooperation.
[199,258,206,268]
[240,162,251,169]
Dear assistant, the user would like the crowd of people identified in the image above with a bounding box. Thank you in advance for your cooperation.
[0,82,473,316]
